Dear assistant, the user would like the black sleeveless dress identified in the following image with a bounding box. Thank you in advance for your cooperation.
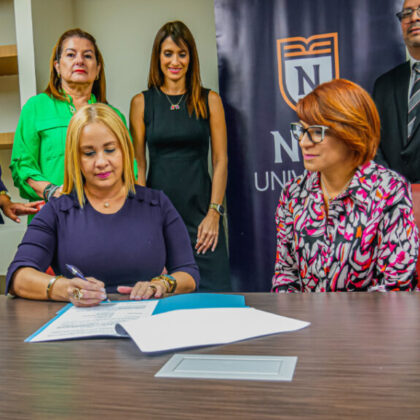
[143,88,231,292]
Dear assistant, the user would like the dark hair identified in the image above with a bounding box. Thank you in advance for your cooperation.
[148,21,207,119]
[44,28,107,103]
[296,79,380,167]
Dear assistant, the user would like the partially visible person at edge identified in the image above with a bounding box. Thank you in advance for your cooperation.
[10,28,136,222]
[272,79,419,293]
[0,165,42,224]
[373,0,420,182]
[130,21,231,292]
[6,104,198,306]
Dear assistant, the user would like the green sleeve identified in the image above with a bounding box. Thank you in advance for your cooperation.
[10,97,49,201]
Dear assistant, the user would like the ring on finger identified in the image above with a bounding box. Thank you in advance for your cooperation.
[72,288,83,300]
[148,284,157,293]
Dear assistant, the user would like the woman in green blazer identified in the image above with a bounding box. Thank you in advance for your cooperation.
[11,28,130,218]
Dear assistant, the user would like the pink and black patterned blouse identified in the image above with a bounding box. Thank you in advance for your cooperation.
[272,161,419,293]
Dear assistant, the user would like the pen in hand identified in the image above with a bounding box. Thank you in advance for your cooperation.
[65,264,111,303]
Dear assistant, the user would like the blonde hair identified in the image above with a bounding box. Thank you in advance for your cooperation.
[62,103,135,206]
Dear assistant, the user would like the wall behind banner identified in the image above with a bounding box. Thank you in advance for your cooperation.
[214,0,406,291]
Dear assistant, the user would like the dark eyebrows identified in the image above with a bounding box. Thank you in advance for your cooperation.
[63,48,95,54]
[162,47,187,53]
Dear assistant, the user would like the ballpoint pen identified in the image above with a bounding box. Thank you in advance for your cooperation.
[65,264,111,303]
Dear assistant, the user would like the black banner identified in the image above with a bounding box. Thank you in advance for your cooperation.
[214,0,406,291]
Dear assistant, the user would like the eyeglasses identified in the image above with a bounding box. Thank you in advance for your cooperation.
[290,122,329,144]
[396,7,420,22]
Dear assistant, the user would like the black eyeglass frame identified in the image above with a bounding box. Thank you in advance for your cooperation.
[290,122,329,144]
[396,6,420,21]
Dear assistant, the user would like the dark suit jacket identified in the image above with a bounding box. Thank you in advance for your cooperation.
[373,61,420,183]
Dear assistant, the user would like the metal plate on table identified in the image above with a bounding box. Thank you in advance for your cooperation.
[155,354,297,381]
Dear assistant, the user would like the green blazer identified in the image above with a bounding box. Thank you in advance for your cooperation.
[10,93,135,205]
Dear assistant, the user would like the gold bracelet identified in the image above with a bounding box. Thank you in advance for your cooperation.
[151,276,170,293]
[0,190,10,201]
[46,275,64,300]
[151,274,177,293]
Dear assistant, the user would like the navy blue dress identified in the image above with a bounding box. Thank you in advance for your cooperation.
[143,88,231,292]
[5,185,199,293]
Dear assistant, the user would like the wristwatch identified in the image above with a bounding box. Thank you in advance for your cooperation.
[151,274,177,293]
[209,203,225,216]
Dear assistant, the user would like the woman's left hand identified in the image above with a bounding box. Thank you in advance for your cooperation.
[117,280,167,300]
[196,211,220,254]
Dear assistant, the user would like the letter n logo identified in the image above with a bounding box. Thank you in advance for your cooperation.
[276,33,339,110]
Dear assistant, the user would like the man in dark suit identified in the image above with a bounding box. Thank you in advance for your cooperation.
[373,0,420,183]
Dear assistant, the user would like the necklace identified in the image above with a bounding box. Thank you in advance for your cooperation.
[321,175,352,202]
[64,92,95,115]
[85,187,125,210]
[164,93,184,110]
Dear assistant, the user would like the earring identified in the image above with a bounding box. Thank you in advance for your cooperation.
[57,72,61,78]
[95,74,99,80]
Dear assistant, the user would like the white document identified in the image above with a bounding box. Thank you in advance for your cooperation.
[116,307,310,353]
[27,300,158,343]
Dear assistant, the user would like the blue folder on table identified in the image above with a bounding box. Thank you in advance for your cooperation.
[153,293,246,315]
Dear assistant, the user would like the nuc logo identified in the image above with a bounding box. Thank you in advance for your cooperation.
[276,33,339,110]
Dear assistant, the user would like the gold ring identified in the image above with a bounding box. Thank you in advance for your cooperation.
[72,288,83,300]
[148,284,157,293]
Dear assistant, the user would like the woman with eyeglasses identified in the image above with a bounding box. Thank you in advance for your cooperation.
[272,79,419,293]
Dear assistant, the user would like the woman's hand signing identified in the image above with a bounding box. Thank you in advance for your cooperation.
[68,277,107,307]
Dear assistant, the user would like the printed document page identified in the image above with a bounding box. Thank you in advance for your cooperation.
[116,307,310,353]
[27,301,158,343]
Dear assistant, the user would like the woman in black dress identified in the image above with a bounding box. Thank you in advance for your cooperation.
[130,21,231,292]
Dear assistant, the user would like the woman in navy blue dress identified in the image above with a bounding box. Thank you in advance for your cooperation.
[6,104,199,306]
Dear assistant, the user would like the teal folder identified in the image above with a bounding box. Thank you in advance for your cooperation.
[152,293,246,315]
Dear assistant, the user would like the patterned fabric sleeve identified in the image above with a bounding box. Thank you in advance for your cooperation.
[272,183,301,293]
[374,179,419,291]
